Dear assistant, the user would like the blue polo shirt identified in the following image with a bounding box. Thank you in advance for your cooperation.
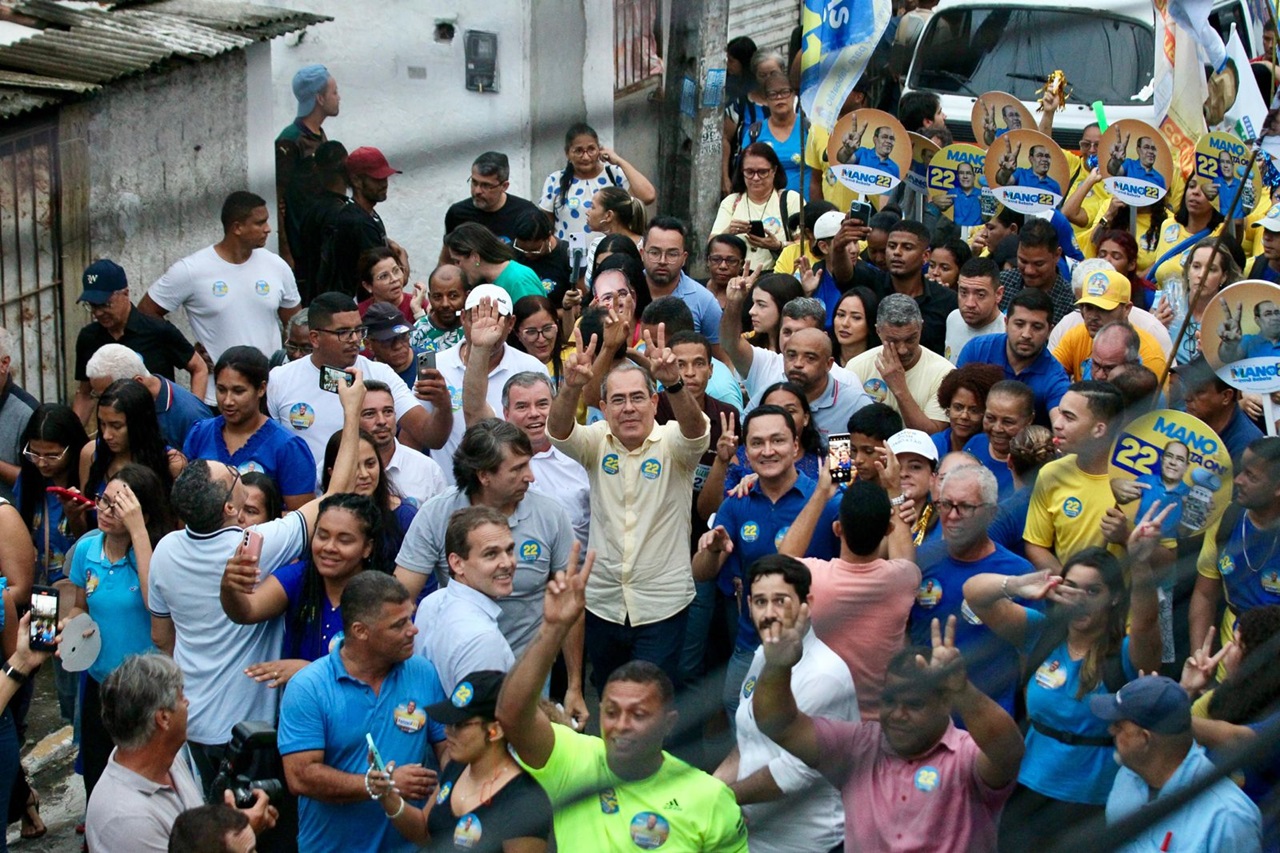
[1215,176,1247,219]
[851,148,900,179]
[155,377,214,451]
[989,485,1033,559]
[908,544,1029,718]
[279,646,447,853]
[669,273,724,344]
[68,530,155,683]
[1117,159,1167,189]
[961,434,1015,498]
[1235,334,1280,360]
[956,333,1070,427]
[1219,407,1264,468]
[716,473,818,652]
[808,374,873,446]
[1010,168,1063,196]
[184,415,318,497]
[948,187,983,226]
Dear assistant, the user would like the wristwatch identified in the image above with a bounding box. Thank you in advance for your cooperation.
[665,379,686,394]
[2,663,26,684]
[889,495,907,506]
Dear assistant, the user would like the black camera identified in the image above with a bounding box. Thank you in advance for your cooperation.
[211,721,286,808]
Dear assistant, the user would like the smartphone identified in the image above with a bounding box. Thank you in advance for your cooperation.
[366,733,386,773]
[416,350,436,378]
[748,220,766,238]
[29,585,59,653]
[827,433,854,484]
[45,486,95,508]
[319,365,354,394]
[848,200,874,224]
[240,530,263,561]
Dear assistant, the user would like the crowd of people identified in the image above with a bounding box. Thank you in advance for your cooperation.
[0,11,1278,852]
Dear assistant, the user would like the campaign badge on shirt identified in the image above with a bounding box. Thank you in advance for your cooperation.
[393,701,427,733]
[255,279,271,296]
[436,781,453,805]
[212,280,229,297]
[1219,553,1236,576]
[599,787,619,814]
[915,580,942,608]
[1034,659,1067,690]
[1162,221,1180,243]
[740,522,759,543]
[520,540,544,562]
[84,570,100,598]
[236,461,265,474]
[741,676,756,699]
[959,599,984,625]
[1263,571,1280,596]
[641,458,662,480]
[774,526,789,549]
[454,814,482,849]
[1061,497,1083,518]
[913,766,940,792]
[448,386,464,412]
[630,812,671,850]
[288,403,315,430]
[863,377,888,403]
[693,463,711,493]
[327,631,343,656]
[602,454,620,476]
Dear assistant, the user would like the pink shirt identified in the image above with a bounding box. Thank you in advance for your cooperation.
[803,557,920,719]
[813,718,1012,853]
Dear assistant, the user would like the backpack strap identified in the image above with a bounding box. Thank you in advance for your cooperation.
[1101,652,1129,694]
[778,190,793,242]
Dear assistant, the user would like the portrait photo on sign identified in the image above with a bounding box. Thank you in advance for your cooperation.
[906,132,941,195]
[971,91,1035,148]
[928,143,988,227]
[1194,131,1260,219]
[827,109,911,195]
[1202,279,1280,394]
[982,129,1069,214]
[1098,120,1173,206]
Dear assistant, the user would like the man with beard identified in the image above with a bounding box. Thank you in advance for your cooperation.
[867,220,957,356]
[994,220,1075,325]
[358,380,448,507]
[778,327,872,443]
[443,151,543,244]
[848,294,953,434]
[944,257,1005,364]
[312,146,401,297]
[963,380,1035,499]
[641,217,725,352]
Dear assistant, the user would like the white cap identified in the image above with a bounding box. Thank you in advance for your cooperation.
[1253,202,1280,233]
[814,210,845,241]
[886,428,939,464]
[463,283,514,316]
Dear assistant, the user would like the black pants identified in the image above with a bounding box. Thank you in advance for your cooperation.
[79,675,112,802]
[585,607,689,697]
[998,783,1106,852]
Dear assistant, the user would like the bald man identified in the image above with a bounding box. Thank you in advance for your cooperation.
[779,327,873,443]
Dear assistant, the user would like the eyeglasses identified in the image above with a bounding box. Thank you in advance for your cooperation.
[595,290,629,306]
[765,88,794,99]
[316,326,368,341]
[519,324,558,342]
[468,176,504,191]
[372,268,403,284]
[934,499,992,518]
[742,168,774,179]
[22,444,67,463]
[222,466,242,504]
[96,493,118,515]
[569,145,600,157]
[644,248,685,262]
[512,240,549,257]
[284,342,313,355]
[708,255,743,267]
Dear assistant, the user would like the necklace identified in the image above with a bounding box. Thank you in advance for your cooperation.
[455,761,516,810]
[912,503,935,546]
[1241,512,1280,574]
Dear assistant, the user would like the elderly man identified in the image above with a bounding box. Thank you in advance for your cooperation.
[1219,297,1280,362]
[997,143,1063,196]
[1107,135,1167,189]
[86,655,276,853]
[84,343,213,451]
[362,302,421,390]
[1052,269,1166,381]
[548,325,710,692]
[849,294,954,433]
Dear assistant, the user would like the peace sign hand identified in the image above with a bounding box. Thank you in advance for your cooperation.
[916,616,967,698]
[544,542,594,628]
[715,411,739,464]
[1110,133,1126,162]
[1180,627,1232,695]
[983,103,996,132]
[564,326,598,390]
[642,322,681,386]
[760,602,810,669]
[1218,299,1243,342]
[999,137,1017,170]
[725,264,760,306]
[1128,499,1174,567]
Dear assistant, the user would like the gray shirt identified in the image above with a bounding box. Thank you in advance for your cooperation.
[413,581,515,692]
[396,487,574,658]
[85,749,204,853]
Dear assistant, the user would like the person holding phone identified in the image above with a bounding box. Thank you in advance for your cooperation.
[711,143,800,271]
[66,464,176,805]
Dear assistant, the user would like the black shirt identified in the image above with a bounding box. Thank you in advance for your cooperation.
[424,761,552,852]
[443,194,543,242]
[296,188,350,302]
[315,200,388,298]
[524,240,574,309]
[74,306,196,381]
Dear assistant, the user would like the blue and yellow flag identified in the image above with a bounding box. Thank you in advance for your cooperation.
[800,0,892,133]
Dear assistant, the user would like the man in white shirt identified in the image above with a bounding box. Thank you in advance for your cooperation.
[414,505,517,691]
[431,284,548,475]
[140,191,302,405]
[944,257,1006,363]
[358,379,447,507]
[715,554,857,853]
[849,294,952,434]
[266,291,451,462]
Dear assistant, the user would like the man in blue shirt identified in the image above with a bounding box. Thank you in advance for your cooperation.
[956,288,1069,426]
[85,342,213,450]
[1210,150,1247,220]
[1091,676,1263,852]
[1175,356,1263,469]
[1247,204,1280,283]
[693,404,817,718]
[997,141,1062,196]
[1218,298,1280,362]
[641,217,724,349]
[280,572,448,853]
[943,162,983,226]
[837,119,901,179]
[364,301,423,391]
[1107,134,1167,189]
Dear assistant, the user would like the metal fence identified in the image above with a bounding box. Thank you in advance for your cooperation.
[0,123,64,403]
[615,0,662,94]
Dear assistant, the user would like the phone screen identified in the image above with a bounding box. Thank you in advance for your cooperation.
[29,585,59,652]
[827,433,854,484]
[319,365,353,394]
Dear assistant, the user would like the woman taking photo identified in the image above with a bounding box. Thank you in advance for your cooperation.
[711,142,800,270]
[964,512,1167,848]
[509,296,570,389]
[67,464,175,803]
[540,122,655,242]
[745,273,804,352]
[830,287,879,367]
[357,247,412,323]
[367,670,552,852]
[81,380,184,501]
[932,363,1003,457]
[221,494,382,686]
[321,430,416,574]
[16,405,91,586]
[184,346,317,511]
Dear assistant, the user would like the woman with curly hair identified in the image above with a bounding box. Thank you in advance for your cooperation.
[932,363,1004,457]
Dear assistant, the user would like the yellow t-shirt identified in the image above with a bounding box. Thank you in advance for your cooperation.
[846,346,951,422]
[1051,322,1168,382]
[1024,455,1117,564]
[774,241,820,276]
[1244,185,1275,260]
[1064,151,1111,244]
[1145,219,1226,285]
[518,723,749,852]
[805,125,858,212]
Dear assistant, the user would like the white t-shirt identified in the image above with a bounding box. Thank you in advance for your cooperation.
[266,355,425,464]
[529,445,591,548]
[387,440,448,507]
[148,513,307,744]
[148,246,301,403]
[944,309,1006,364]
[847,345,954,422]
[431,343,549,476]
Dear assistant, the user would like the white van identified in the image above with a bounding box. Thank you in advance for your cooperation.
[901,0,1267,149]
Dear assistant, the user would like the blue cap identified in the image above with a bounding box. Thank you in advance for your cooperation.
[292,64,331,117]
[1089,675,1191,734]
[79,259,128,304]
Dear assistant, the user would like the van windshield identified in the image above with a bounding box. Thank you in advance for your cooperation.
[909,7,1154,105]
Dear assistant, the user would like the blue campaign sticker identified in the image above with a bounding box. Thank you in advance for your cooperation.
[1219,553,1236,576]
[436,781,453,804]
[774,526,790,549]
[255,279,270,296]
[914,766,940,792]
[599,787,619,814]
[451,681,474,707]
[1062,497,1083,518]
[741,676,756,699]
[212,280,229,297]
[641,458,662,480]
[520,540,543,562]
[740,522,760,543]
[602,454,620,475]
[630,812,671,849]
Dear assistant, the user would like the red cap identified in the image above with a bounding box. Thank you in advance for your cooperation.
[346,147,401,179]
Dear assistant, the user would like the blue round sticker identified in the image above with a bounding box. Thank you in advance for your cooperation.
[520,540,543,562]
[914,766,940,792]
[254,279,270,296]
[740,522,760,542]
[741,676,756,699]
[211,280,228,297]
[1061,497,1083,518]
[602,454,620,475]
[451,681,474,707]
[641,458,662,480]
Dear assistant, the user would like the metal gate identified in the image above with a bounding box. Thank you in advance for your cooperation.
[0,123,63,404]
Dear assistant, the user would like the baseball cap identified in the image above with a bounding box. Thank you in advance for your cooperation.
[1170,354,1226,392]
[292,64,330,118]
[424,671,505,724]
[1254,202,1280,233]
[464,283,514,316]
[1075,268,1131,311]
[79,259,128,305]
[814,210,845,242]
[363,302,411,341]
[346,147,402,180]
[1088,675,1191,735]
[886,428,939,465]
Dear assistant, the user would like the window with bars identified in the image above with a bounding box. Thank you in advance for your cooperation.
[615,0,662,94]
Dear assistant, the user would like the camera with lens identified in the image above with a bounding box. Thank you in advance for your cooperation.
[211,721,287,808]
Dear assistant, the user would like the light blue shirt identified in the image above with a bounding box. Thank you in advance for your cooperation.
[69,531,155,683]
[807,373,873,445]
[669,272,725,344]
[413,581,514,693]
[1107,743,1262,853]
